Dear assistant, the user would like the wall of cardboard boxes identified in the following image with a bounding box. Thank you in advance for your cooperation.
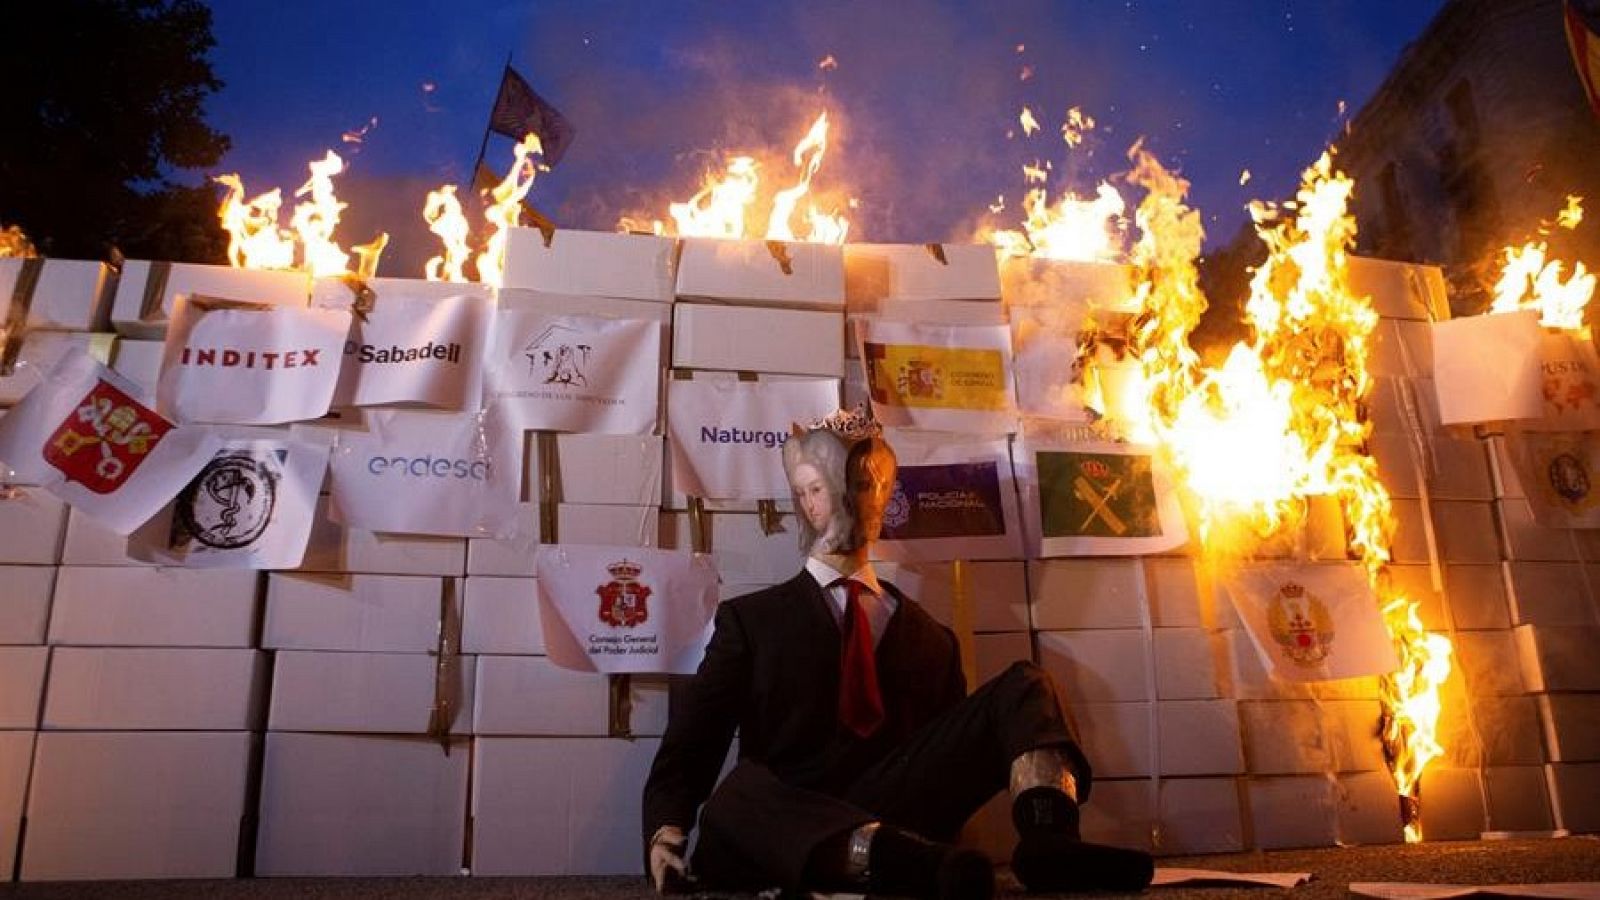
[1,234,1598,882]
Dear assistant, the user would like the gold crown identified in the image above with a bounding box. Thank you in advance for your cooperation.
[1279,581,1305,598]
[606,559,643,581]
[809,404,882,443]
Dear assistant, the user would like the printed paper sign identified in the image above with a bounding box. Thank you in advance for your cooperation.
[1017,437,1188,557]
[131,432,328,568]
[325,406,522,538]
[1431,311,1544,426]
[1530,330,1600,430]
[858,319,1019,432]
[535,545,720,674]
[1225,563,1400,683]
[1504,427,1600,528]
[0,351,219,533]
[486,309,662,435]
[157,296,351,425]
[327,290,492,411]
[666,376,841,501]
[873,430,1024,562]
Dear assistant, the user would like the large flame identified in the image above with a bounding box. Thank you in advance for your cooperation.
[215,175,294,270]
[985,107,1126,262]
[422,185,472,283]
[475,133,544,288]
[1485,197,1595,335]
[289,151,352,277]
[215,150,386,278]
[0,224,37,258]
[640,112,850,244]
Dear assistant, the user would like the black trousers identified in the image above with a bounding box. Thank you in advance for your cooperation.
[691,660,1092,890]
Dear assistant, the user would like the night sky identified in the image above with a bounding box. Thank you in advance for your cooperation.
[205,0,1446,275]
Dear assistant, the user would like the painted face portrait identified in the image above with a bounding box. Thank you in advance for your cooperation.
[782,424,897,557]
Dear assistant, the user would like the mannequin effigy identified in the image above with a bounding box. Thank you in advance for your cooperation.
[642,412,1154,898]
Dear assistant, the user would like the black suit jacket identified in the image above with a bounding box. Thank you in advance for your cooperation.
[641,569,967,844]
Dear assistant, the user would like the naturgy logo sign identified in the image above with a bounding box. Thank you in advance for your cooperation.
[699,426,789,450]
[367,454,491,480]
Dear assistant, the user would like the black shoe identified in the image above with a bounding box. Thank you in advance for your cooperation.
[1011,786,1082,839]
[1011,832,1155,894]
[870,825,996,900]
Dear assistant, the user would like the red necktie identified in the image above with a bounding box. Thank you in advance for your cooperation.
[838,580,885,738]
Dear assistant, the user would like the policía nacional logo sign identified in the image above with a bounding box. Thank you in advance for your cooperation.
[880,461,1007,541]
[1266,581,1335,667]
[596,558,651,628]
[44,379,173,494]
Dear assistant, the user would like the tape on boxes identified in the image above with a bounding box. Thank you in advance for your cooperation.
[42,648,266,730]
[502,228,678,302]
[48,566,258,647]
[268,651,475,734]
[0,258,115,332]
[877,560,1030,633]
[254,732,470,877]
[264,573,457,652]
[0,565,52,644]
[110,260,308,338]
[471,737,662,876]
[672,303,844,377]
[20,731,253,880]
[0,647,47,729]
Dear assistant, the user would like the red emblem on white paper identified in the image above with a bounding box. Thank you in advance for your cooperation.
[596,558,650,627]
[43,379,172,494]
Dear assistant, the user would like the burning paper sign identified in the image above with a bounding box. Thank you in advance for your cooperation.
[872,430,1023,562]
[130,432,328,568]
[666,375,841,501]
[858,320,1019,433]
[1016,437,1187,557]
[157,296,351,425]
[534,545,719,674]
[485,310,662,435]
[1225,563,1400,683]
[0,352,218,533]
[1532,330,1600,430]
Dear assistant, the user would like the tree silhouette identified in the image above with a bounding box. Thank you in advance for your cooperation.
[0,0,229,262]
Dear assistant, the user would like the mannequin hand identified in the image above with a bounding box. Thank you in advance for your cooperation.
[649,825,689,894]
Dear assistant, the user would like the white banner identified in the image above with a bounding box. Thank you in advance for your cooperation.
[130,430,328,568]
[535,545,719,674]
[157,296,351,425]
[1016,435,1188,557]
[857,319,1020,433]
[1225,563,1400,683]
[327,290,492,411]
[1431,311,1544,426]
[871,429,1024,562]
[0,352,220,534]
[326,406,522,538]
[486,310,662,434]
[666,376,841,501]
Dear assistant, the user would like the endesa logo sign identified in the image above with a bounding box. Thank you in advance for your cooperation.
[366,454,491,480]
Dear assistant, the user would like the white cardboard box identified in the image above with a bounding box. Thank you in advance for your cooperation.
[1498,498,1581,562]
[48,566,258,647]
[268,650,475,735]
[876,560,1031,633]
[473,654,667,736]
[534,434,664,507]
[503,228,677,302]
[1503,561,1595,626]
[1348,256,1450,321]
[1078,778,1154,851]
[1439,564,1511,630]
[1515,624,1600,692]
[1153,629,1223,700]
[0,731,32,878]
[844,298,1005,360]
[1159,777,1245,854]
[60,507,155,566]
[1438,693,1544,767]
[1247,776,1338,850]
[672,303,844,377]
[0,488,68,564]
[675,237,844,309]
[1451,630,1528,696]
[497,288,673,322]
[299,496,467,575]
[309,275,493,308]
[471,736,662,876]
[1157,700,1245,776]
[255,731,470,876]
[1335,771,1406,845]
[1072,702,1151,778]
[1239,699,1387,774]
[660,509,805,586]
[110,260,308,338]
[1036,630,1151,704]
[973,632,1034,684]
[463,577,544,655]
[1482,765,1555,833]
[264,573,454,652]
[42,647,266,730]
[1432,500,1500,564]
[1416,766,1487,841]
[0,565,52,644]
[1538,694,1600,762]
[556,503,660,547]
[1030,558,1147,630]
[1546,762,1600,833]
[21,731,253,880]
[467,502,541,576]
[0,258,115,331]
[0,646,47,729]
[0,330,114,406]
[843,242,1000,305]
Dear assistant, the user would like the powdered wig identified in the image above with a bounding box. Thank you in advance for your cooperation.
[782,426,898,556]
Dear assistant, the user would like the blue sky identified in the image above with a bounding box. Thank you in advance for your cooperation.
[204,0,1445,273]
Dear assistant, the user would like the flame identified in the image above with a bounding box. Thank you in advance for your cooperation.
[215,150,386,278]
[0,224,37,258]
[290,151,353,277]
[1485,198,1595,335]
[475,133,544,288]
[1062,107,1095,148]
[646,112,849,244]
[988,182,1126,262]
[1020,106,1041,136]
[1380,594,1454,842]
[1239,169,1252,186]
[215,174,294,270]
[423,185,472,283]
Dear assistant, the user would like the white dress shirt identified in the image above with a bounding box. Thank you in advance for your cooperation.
[804,556,899,648]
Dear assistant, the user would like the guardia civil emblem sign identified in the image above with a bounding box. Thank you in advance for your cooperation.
[1267,581,1335,667]
[596,558,651,627]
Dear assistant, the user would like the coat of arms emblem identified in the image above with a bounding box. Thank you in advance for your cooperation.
[596,558,650,627]
[524,323,593,387]
[1266,581,1335,667]
[43,379,172,494]
[896,359,943,399]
